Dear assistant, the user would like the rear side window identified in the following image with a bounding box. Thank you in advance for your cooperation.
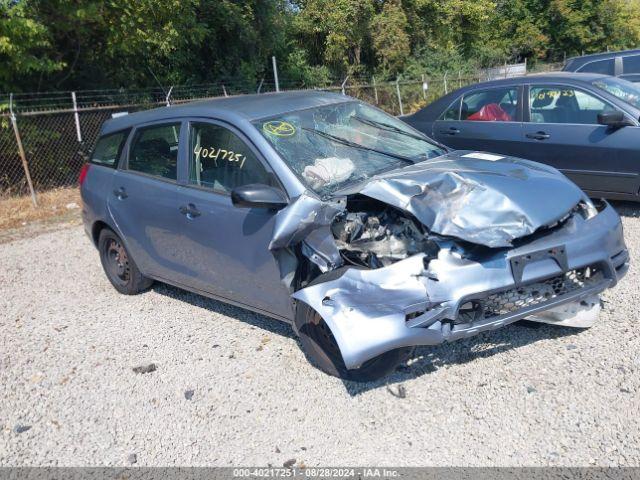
[439,98,461,120]
[623,55,640,74]
[461,87,518,122]
[90,130,129,168]
[578,58,615,75]
[128,123,181,180]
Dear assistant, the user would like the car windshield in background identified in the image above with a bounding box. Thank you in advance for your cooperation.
[592,77,640,109]
[254,101,445,195]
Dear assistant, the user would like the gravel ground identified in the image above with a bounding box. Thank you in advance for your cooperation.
[1,203,639,467]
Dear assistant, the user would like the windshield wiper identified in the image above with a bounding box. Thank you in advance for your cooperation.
[352,115,430,142]
[301,127,414,165]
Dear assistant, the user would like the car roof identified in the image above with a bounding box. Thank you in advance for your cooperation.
[457,72,610,88]
[564,48,640,68]
[101,90,350,135]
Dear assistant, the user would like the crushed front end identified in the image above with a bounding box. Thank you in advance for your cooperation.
[274,153,629,369]
[294,199,627,368]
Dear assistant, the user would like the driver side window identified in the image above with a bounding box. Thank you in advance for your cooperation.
[529,85,616,125]
[188,122,274,194]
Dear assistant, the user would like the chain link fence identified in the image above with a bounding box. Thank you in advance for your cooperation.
[0,66,538,203]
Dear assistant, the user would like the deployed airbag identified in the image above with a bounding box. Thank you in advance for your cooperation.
[302,157,355,190]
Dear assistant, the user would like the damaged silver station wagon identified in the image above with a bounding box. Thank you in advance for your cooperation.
[81,91,629,381]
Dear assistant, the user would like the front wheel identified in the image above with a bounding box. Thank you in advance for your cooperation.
[98,228,153,295]
[295,288,412,382]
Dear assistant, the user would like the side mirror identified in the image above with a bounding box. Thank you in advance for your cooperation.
[597,111,635,128]
[231,184,288,210]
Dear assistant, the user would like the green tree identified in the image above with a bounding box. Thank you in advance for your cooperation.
[0,0,63,92]
[546,0,640,58]
[292,0,375,75]
[372,0,410,75]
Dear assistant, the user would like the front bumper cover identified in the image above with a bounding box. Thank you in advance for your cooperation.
[293,202,628,369]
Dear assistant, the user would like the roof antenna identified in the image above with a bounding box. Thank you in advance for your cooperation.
[147,64,170,106]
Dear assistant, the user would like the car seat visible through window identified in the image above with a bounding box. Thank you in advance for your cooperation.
[130,137,177,179]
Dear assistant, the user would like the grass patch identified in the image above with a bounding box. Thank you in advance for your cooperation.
[0,187,81,231]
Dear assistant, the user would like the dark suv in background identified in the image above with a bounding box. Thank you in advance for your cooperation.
[563,48,640,83]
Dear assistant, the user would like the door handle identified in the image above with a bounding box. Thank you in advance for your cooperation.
[179,203,201,219]
[526,131,550,140]
[440,127,460,135]
[113,187,127,199]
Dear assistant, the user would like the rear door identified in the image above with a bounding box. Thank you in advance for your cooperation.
[108,120,185,280]
[172,119,293,320]
[433,85,527,157]
[522,83,640,195]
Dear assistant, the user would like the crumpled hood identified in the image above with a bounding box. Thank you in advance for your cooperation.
[355,151,586,248]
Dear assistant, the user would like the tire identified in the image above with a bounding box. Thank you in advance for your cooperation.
[98,228,153,295]
[295,269,413,382]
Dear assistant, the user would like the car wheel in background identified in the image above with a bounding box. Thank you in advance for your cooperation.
[98,228,153,295]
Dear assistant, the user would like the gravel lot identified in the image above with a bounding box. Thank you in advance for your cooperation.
[1,203,639,467]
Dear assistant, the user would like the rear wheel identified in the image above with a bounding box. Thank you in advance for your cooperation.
[98,228,153,295]
[295,270,412,382]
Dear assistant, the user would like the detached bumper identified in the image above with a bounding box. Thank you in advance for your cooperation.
[293,202,628,369]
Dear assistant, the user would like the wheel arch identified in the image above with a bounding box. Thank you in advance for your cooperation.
[91,219,115,247]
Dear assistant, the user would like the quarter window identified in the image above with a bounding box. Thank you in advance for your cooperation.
[128,123,181,180]
[461,87,518,122]
[189,122,273,193]
[439,98,461,120]
[90,130,129,168]
[529,86,616,125]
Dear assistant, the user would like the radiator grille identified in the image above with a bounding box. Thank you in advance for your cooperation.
[456,265,602,324]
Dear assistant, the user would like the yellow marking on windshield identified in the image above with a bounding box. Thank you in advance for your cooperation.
[263,120,296,137]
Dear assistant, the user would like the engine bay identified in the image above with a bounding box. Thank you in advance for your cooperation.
[330,196,439,269]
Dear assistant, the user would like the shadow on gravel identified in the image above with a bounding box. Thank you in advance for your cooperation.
[610,200,640,218]
[154,277,584,396]
[342,322,582,396]
[152,283,296,339]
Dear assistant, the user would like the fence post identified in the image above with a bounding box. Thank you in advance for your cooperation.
[421,74,426,100]
[395,76,404,116]
[458,70,462,88]
[71,92,83,143]
[272,56,280,92]
[341,76,349,95]
[9,94,37,207]
[443,71,448,94]
[257,77,264,94]
[372,76,379,104]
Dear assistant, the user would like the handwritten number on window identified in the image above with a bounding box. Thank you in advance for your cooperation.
[194,146,247,169]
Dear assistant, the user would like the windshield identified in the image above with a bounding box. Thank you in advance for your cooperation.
[592,77,640,109]
[254,101,445,195]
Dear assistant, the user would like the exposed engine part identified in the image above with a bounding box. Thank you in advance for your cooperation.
[331,207,439,268]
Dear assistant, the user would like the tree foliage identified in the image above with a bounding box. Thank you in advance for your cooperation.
[1,0,639,92]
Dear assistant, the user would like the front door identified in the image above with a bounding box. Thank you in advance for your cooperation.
[433,85,527,158]
[522,84,640,195]
[173,120,293,320]
[108,121,185,280]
